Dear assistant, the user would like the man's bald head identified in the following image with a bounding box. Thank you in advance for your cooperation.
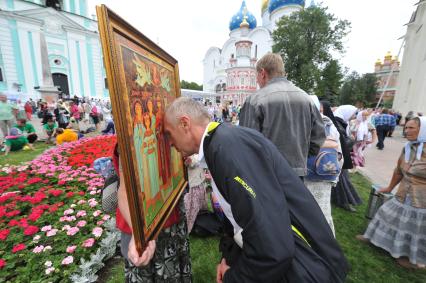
[165,97,211,126]
[163,97,211,158]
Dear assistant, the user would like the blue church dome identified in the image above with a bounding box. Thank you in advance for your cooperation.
[229,1,257,31]
[268,0,305,13]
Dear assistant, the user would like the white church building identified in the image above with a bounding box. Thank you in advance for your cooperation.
[0,0,108,101]
[203,0,306,105]
[393,0,426,116]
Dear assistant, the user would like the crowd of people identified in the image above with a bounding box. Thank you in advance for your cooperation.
[0,93,116,155]
[1,51,425,282]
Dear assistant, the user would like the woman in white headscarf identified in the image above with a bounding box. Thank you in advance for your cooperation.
[350,110,376,168]
[331,105,362,212]
[358,116,426,269]
[305,96,342,235]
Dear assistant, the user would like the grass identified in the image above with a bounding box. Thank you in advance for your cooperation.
[334,173,426,283]
[0,141,52,166]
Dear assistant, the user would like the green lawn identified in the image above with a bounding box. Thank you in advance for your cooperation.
[334,173,426,283]
[0,141,52,166]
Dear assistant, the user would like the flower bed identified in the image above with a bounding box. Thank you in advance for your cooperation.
[0,135,118,282]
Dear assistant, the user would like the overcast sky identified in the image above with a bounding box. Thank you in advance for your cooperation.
[88,0,417,84]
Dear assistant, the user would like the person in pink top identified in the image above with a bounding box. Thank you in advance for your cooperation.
[70,101,80,121]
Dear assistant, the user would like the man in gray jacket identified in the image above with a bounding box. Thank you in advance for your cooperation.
[240,53,325,177]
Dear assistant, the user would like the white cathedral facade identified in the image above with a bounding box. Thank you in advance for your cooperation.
[0,0,108,101]
[393,0,426,116]
[203,0,305,105]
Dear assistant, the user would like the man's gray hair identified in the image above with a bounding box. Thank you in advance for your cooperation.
[166,97,211,124]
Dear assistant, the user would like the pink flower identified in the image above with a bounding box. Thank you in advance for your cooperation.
[66,245,77,253]
[102,215,111,221]
[59,216,66,222]
[82,238,95,248]
[63,209,74,215]
[76,210,86,217]
[96,220,105,226]
[76,220,86,227]
[93,210,102,217]
[41,225,52,232]
[62,225,71,231]
[77,200,86,205]
[66,227,79,236]
[67,216,76,222]
[33,245,44,253]
[61,256,73,265]
[46,228,58,237]
[43,246,52,252]
[92,227,103,238]
[44,261,52,267]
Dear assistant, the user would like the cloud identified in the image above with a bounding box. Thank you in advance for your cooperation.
[89,0,417,83]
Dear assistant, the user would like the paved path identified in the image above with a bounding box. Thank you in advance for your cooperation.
[358,126,406,188]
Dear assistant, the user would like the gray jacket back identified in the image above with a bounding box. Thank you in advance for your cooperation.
[239,77,325,176]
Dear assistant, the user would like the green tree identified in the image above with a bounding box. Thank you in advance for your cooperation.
[272,5,350,99]
[339,72,378,106]
[316,59,344,104]
[180,80,203,91]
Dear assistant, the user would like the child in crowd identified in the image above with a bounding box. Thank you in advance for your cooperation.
[15,119,38,144]
[43,118,57,144]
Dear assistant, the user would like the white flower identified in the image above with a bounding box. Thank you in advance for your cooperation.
[45,267,55,275]
[33,235,41,243]
[44,261,52,267]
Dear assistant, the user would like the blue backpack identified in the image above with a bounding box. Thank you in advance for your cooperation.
[306,124,341,182]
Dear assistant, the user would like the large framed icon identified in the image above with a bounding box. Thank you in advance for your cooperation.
[96,5,187,254]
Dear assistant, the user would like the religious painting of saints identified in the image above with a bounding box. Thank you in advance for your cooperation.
[96,5,187,254]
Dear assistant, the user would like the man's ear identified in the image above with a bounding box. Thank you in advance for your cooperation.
[179,115,191,131]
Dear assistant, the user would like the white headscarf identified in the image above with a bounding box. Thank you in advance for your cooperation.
[404,116,426,162]
[356,111,369,141]
[334,105,357,122]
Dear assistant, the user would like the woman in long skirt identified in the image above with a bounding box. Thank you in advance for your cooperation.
[357,117,426,269]
[323,103,362,211]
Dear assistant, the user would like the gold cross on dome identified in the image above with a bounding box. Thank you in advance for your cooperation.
[243,6,248,21]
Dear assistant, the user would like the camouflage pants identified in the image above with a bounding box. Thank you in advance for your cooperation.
[124,198,192,283]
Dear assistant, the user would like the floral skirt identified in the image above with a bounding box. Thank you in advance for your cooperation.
[304,180,335,236]
[184,183,208,233]
[351,141,367,167]
[123,198,192,282]
[363,197,426,265]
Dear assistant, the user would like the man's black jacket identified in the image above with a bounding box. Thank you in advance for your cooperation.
[203,123,349,282]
